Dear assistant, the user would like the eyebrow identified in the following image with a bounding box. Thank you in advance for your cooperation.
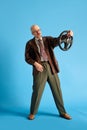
[32,29,40,33]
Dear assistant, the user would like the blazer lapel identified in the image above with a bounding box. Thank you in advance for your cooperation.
[32,38,40,54]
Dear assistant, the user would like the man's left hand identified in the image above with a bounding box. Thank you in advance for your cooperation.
[67,30,73,37]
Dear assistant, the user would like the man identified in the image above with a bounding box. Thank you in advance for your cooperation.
[25,24,73,120]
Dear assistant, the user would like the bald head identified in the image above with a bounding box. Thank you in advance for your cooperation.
[30,24,42,38]
[31,25,39,32]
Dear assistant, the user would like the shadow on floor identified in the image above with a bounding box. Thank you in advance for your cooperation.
[37,110,59,118]
[0,107,28,118]
[0,107,59,119]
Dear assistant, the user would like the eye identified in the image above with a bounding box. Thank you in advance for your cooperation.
[33,29,41,33]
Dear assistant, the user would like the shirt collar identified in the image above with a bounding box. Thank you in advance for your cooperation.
[35,37,42,41]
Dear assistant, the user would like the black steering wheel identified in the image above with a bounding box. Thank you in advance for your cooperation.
[59,30,73,51]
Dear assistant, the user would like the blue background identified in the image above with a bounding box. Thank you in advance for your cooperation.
[0,0,87,130]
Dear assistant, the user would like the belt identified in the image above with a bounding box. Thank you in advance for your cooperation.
[41,61,49,63]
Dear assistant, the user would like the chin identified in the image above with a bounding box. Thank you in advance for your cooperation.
[37,35,41,38]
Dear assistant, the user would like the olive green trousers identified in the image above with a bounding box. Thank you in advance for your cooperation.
[30,62,66,115]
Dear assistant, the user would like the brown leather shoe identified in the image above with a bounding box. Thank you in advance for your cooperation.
[28,114,35,120]
[60,113,72,120]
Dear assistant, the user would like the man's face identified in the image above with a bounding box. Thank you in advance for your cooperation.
[31,25,42,39]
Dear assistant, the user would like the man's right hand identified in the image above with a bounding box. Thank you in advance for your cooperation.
[34,62,43,72]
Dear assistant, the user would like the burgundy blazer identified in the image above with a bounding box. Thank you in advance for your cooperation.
[25,36,61,75]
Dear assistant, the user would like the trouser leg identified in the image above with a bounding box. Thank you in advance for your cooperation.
[47,64,66,115]
[30,68,47,115]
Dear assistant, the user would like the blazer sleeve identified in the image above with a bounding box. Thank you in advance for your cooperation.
[46,36,60,48]
[47,34,68,49]
[25,41,36,65]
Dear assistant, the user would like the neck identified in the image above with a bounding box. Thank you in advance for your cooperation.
[35,37,42,40]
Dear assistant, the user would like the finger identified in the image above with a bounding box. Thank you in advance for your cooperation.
[40,67,43,72]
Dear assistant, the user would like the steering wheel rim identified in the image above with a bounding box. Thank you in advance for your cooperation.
[59,30,73,51]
